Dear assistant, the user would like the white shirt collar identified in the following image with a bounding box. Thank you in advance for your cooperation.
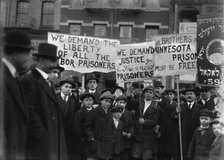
[35,68,48,80]
[143,99,151,114]
[2,57,17,78]
[89,89,96,93]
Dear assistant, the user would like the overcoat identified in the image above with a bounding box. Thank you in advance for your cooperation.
[20,69,67,160]
[84,106,114,159]
[3,65,29,160]
[157,97,178,154]
[187,127,215,160]
[174,102,203,160]
[57,94,78,160]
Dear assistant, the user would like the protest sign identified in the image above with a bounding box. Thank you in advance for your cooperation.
[48,32,120,73]
[152,33,197,77]
[116,42,155,83]
[197,12,224,86]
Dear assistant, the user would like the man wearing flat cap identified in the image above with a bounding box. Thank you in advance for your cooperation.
[173,86,203,160]
[57,77,79,160]
[84,93,115,159]
[2,30,32,160]
[20,43,67,160]
[132,86,159,160]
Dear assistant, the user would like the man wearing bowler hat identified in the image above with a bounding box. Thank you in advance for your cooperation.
[20,43,67,160]
[2,30,32,160]
[173,86,203,160]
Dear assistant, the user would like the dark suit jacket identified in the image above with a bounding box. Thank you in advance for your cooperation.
[174,102,203,160]
[112,119,124,155]
[209,134,224,160]
[3,65,29,160]
[20,69,67,160]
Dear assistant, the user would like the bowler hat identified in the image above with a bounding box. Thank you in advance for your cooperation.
[99,93,114,101]
[86,74,99,84]
[183,86,196,94]
[54,65,64,73]
[4,30,33,50]
[143,86,154,94]
[59,77,76,88]
[199,109,213,117]
[80,92,95,101]
[72,76,82,87]
[111,104,123,113]
[132,82,144,89]
[154,92,161,98]
[33,43,58,59]
[153,81,164,88]
[113,85,126,94]
[116,95,127,102]
[200,85,216,92]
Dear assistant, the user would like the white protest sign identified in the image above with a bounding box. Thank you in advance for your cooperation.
[48,32,120,73]
[116,42,155,83]
[152,33,197,77]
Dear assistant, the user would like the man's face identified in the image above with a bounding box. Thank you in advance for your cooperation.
[116,100,127,108]
[40,58,57,74]
[212,123,222,136]
[185,91,196,102]
[83,97,94,109]
[144,90,154,101]
[113,111,122,119]
[200,90,211,100]
[14,51,31,71]
[87,79,97,90]
[101,98,112,110]
[154,87,163,94]
[48,68,60,83]
[167,92,175,101]
[61,83,72,96]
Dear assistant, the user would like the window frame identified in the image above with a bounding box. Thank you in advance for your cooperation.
[94,24,107,37]
[16,0,29,24]
[41,1,55,27]
[119,25,133,38]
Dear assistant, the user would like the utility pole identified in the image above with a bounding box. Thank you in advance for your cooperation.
[109,0,115,39]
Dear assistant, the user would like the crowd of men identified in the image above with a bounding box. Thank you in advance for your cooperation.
[2,30,224,160]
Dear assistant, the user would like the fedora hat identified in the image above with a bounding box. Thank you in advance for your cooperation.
[4,30,33,50]
[86,74,99,84]
[33,43,58,59]
[80,92,95,101]
[153,81,164,88]
[72,76,82,87]
[59,77,76,88]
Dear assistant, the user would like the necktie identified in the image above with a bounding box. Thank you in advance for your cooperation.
[188,103,191,110]
[63,95,68,102]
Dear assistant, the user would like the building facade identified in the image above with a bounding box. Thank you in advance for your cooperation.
[60,0,172,89]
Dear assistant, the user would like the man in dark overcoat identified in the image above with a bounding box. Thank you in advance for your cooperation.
[132,86,159,160]
[57,77,78,160]
[20,43,67,160]
[2,30,32,160]
[174,87,203,160]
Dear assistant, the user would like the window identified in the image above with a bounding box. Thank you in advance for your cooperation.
[16,1,29,25]
[120,25,132,38]
[41,1,54,26]
[94,24,107,37]
[145,26,159,41]
[69,23,81,35]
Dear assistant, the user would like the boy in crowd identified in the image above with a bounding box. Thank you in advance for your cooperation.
[187,109,216,160]
[111,104,124,160]
[115,95,134,160]
[84,93,114,160]
[73,92,95,160]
